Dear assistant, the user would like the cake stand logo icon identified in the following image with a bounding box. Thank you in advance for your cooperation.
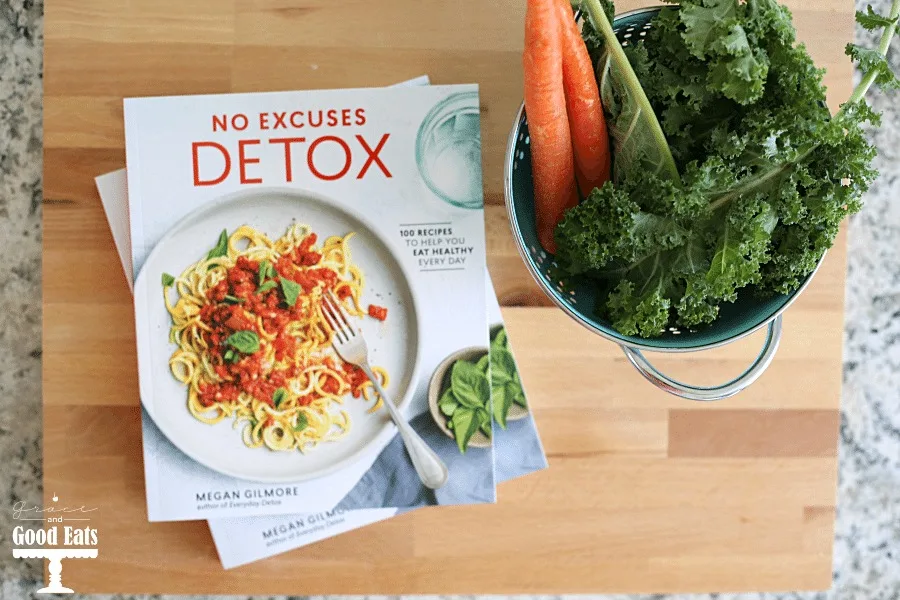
[11,493,99,594]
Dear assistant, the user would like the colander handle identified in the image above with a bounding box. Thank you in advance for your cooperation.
[620,316,783,401]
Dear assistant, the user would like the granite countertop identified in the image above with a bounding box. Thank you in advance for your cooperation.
[1,0,897,598]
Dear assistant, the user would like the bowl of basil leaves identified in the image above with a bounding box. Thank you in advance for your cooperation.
[505,1,898,400]
[428,326,529,453]
[428,347,493,452]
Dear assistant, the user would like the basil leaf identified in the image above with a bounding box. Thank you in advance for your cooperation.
[223,349,234,362]
[272,387,287,408]
[489,346,516,387]
[475,354,490,375]
[447,419,454,430]
[257,281,278,294]
[225,330,259,354]
[223,295,245,304]
[258,260,271,286]
[162,272,175,287]
[510,381,527,407]
[451,360,489,409]
[279,277,301,307]
[492,327,508,349]
[451,406,480,453]
[454,390,483,410]
[480,418,492,439]
[206,229,229,260]
[294,413,309,432]
[476,407,492,437]
[438,387,458,417]
[492,384,511,429]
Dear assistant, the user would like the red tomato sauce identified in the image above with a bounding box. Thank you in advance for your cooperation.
[195,234,374,409]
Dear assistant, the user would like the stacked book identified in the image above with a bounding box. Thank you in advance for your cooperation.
[95,76,547,568]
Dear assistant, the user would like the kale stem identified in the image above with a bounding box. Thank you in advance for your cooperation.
[835,0,900,121]
[581,0,682,184]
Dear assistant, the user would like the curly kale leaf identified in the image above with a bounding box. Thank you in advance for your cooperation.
[705,198,777,302]
[606,279,671,338]
[553,178,691,275]
[856,5,899,30]
[846,43,900,90]
[679,0,769,104]
[553,184,641,275]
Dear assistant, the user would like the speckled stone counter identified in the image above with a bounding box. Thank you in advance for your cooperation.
[1,0,898,598]
[0,0,45,596]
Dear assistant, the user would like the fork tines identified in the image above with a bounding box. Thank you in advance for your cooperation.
[321,290,355,342]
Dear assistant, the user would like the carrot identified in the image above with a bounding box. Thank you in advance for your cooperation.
[524,0,579,254]
[557,0,611,195]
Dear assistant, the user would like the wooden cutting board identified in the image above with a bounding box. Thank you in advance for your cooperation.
[43,0,850,594]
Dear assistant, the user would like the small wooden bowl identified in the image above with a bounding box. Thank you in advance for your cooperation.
[505,399,530,422]
[427,346,491,448]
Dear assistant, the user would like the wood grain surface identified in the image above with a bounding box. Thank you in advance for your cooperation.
[43,0,851,594]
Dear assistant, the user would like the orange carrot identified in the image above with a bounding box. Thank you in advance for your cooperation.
[557,0,611,195]
[524,0,579,254]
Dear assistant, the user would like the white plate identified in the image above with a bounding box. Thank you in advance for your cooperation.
[134,188,422,483]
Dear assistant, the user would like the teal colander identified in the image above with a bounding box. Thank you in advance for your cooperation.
[504,6,824,401]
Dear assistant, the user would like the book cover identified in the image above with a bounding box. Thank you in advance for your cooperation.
[99,147,546,569]
[124,84,494,521]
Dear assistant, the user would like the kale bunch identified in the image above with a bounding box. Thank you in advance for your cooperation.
[555,0,897,338]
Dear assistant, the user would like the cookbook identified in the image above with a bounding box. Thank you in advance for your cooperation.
[99,89,546,566]
[124,84,495,521]
[97,167,548,567]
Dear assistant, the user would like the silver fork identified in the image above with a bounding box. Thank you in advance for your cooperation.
[321,290,448,490]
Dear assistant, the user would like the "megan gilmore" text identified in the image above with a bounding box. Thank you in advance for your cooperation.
[196,487,300,502]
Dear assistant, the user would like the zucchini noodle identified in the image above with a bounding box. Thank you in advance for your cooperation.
[162,223,389,453]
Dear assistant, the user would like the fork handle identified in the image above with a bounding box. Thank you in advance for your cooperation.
[360,364,449,490]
